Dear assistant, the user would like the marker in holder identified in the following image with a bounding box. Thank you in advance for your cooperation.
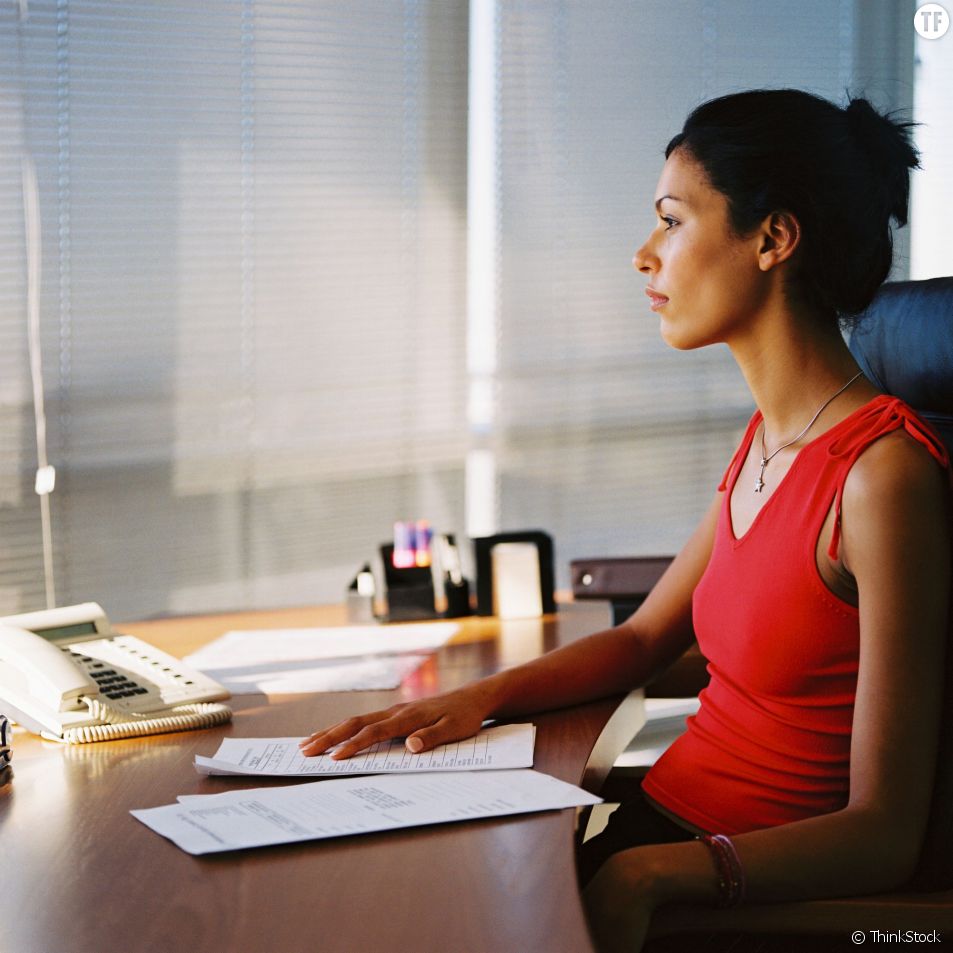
[438,533,472,618]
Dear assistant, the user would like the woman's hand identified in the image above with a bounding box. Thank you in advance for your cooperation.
[298,495,716,763]
[298,683,494,759]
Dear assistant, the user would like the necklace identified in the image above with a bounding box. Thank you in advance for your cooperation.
[754,371,864,493]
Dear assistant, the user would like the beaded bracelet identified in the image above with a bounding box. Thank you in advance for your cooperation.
[0,713,11,770]
[698,833,746,908]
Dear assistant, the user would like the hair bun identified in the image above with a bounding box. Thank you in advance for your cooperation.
[845,97,883,135]
[844,97,919,226]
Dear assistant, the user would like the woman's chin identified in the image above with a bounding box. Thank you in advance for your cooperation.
[659,318,706,352]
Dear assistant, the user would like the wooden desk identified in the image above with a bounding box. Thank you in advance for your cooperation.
[1,602,641,953]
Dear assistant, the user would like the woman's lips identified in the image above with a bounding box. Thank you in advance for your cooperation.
[646,288,669,310]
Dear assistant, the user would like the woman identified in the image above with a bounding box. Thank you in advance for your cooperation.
[300,90,951,952]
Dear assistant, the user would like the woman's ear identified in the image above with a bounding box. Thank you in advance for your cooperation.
[757,211,801,271]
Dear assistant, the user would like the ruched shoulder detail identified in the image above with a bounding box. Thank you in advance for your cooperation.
[827,396,949,560]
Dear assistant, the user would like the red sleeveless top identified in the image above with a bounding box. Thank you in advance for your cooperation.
[642,395,949,834]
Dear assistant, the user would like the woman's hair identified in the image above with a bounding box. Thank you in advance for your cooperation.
[665,89,920,326]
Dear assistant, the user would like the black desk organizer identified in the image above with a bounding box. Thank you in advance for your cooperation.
[376,539,473,622]
[442,576,472,618]
[379,543,438,622]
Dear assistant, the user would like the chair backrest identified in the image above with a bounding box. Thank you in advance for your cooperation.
[849,277,953,890]
[849,277,953,454]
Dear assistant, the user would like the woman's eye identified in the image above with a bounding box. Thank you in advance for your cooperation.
[661,216,678,231]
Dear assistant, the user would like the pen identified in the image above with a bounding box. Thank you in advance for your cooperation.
[439,534,463,586]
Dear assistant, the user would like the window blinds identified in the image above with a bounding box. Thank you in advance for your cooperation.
[491,0,914,576]
[0,1,468,618]
[0,1,918,618]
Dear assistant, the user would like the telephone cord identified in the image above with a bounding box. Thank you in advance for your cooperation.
[58,697,232,744]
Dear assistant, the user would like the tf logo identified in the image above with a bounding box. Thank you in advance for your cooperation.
[915,3,950,39]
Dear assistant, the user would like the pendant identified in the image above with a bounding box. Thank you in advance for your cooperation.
[754,457,767,494]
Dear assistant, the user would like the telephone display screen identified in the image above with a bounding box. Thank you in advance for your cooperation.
[32,621,99,643]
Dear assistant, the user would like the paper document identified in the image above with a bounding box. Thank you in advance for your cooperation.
[191,654,428,695]
[182,623,458,695]
[194,723,535,778]
[132,768,601,855]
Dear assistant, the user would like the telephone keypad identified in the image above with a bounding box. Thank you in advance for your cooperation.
[60,635,227,710]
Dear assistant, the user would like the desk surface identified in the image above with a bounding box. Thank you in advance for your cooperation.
[2,602,639,953]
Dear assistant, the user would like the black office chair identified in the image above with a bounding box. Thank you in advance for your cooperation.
[590,278,953,951]
[847,276,953,892]
[849,277,953,453]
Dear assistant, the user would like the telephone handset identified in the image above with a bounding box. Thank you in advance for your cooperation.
[0,602,231,743]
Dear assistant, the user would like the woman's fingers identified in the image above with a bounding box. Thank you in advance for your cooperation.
[405,709,485,753]
[404,720,453,753]
[298,703,441,759]
[298,709,396,755]
[298,692,486,759]
[327,718,407,759]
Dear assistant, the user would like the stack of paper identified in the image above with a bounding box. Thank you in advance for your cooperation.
[133,723,602,854]
[194,723,536,777]
[182,622,459,694]
[132,768,601,855]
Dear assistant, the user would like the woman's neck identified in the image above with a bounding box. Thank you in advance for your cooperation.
[728,306,873,447]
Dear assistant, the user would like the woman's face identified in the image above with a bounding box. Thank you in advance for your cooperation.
[633,148,769,350]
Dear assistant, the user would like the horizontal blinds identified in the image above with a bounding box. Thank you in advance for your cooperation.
[0,0,468,618]
[0,0,921,618]
[494,0,913,579]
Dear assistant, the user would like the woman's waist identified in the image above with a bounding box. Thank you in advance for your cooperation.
[692,677,855,764]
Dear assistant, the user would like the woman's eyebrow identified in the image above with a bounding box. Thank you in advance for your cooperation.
[654,194,686,211]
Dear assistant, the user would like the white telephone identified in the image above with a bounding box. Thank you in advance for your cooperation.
[0,602,231,744]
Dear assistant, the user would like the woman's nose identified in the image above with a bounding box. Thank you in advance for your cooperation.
[633,240,656,275]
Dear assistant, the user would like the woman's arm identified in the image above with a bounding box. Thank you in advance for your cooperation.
[584,432,951,952]
[299,493,722,759]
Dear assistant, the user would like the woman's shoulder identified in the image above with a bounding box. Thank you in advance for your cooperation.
[846,426,948,499]
[815,389,950,572]
[841,422,950,540]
